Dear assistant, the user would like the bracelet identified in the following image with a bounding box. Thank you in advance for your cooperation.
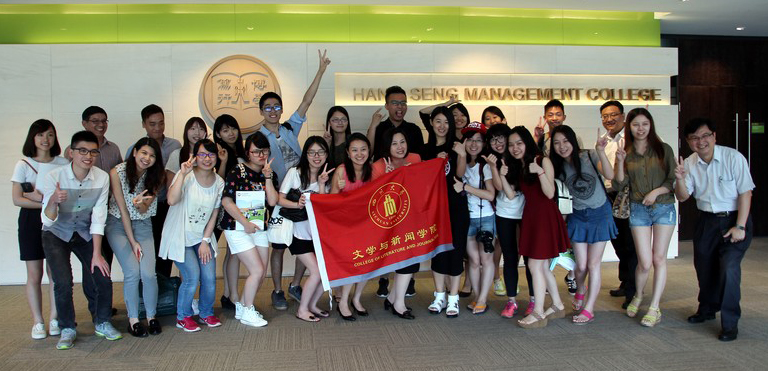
[462,183,466,191]
[537,172,545,177]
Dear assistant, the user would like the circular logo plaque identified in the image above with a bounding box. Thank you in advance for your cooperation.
[200,55,281,134]
[368,182,410,229]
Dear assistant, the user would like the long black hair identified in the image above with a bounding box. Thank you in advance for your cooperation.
[213,114,245,174]
[125,137,165,195]
[22,119,62,157]
[549,125,585,182]
[624,108,667,172]
[427,106,456,148]
[508,126,541,185]
[180,117,208,165]
[297,136,330,189]
[379,126,409,160]
[344,133,372,183]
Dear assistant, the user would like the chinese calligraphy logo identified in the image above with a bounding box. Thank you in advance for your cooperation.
[368,182,410,229]
[200,55,281,134]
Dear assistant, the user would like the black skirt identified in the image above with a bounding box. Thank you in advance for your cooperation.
[18,208,45,261]
[288,238,314,255]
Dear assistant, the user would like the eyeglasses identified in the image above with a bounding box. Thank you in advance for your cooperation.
[72,147,101,157]
[601,112,623,120]
[196,153,217,159]
[330,117,348,124]
[307,150,327,157]
[263,105,282,112]
[88,119,108,125]
[388,100,407,107]
[250,149,270,157]
[687,132,714,142]
[490,137,506,145]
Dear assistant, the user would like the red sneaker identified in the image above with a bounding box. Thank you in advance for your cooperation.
[201,315,222,328]
[176,317,201,332]
[501,301,518,318]
[524,301,535,316]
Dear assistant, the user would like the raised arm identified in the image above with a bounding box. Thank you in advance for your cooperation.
[366,108,385,146]
[296,49,331,118]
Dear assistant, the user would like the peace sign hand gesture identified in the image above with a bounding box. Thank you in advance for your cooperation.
[371,108,386,124]
[595,128,608,152]
[323,127,333,146]
[263,158,274,179]
[384,157,395,173]
[318,49,331,71]
[615,138,627,162]
[534,116,545,140]
[318,163,334,184]
[180,156,196,175]
[217,143,228,163]
[674,156,687,181]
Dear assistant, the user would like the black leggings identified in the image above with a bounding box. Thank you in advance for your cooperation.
[496,216,521,297]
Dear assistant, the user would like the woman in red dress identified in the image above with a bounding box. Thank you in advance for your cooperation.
[507,126,569,328]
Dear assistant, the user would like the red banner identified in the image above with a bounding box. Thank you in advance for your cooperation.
[307,159,453,289]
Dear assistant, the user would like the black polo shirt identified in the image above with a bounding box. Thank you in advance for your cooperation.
[373,119,425,161]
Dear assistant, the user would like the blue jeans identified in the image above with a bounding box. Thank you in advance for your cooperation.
[467,215,495,237]
[629,202,677,227]
[174,243,216,320]
[42,231,113,329]
[106,216,158,319]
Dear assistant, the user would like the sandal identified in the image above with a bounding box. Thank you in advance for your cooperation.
[544,305,566,319]
[572,309,594,325]
[467,301,476,310]
[295,314,319,323]
[518,311,548,329]
[311,310,330,318]
[572,292,586,311]
[428,292,447,314]
[472,303,487,315]
[626,296,643,318]
[446,295,459,318]
[641,307,662,327]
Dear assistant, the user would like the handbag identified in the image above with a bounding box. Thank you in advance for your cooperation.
[279,188,309,222]
[268,205,294,245]
[553,178,573,215]
[612,185,630,219]
[138,274,181,318]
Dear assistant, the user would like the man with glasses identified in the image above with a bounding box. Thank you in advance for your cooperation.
[124,104,182,278]
[41,130,120,350]
[258,49,330,310]
[674,118,754,342]
[599,100,637,309]
[368,85,425,161]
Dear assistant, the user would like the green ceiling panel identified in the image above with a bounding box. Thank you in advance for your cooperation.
[0,4,660,47]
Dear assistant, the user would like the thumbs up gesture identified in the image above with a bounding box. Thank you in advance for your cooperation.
[52,182,68,204]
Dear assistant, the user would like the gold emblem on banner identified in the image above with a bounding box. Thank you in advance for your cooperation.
[368,182,410,229]
[200,55,281,134]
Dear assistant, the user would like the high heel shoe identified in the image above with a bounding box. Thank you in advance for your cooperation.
[337,306,356,322]
[384,299,411,312]
[392,307,415,320]
[353,305,368,317]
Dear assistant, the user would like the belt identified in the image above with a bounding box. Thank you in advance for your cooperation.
[703,211,735,218]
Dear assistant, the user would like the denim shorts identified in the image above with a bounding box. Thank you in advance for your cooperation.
[467,215,495,237]
[629,202,677,227]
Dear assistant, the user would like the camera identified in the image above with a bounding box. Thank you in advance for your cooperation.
[476,230,494,253]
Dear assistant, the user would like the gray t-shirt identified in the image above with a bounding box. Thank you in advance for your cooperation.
[276,136,299,170]
[562,150,606,210]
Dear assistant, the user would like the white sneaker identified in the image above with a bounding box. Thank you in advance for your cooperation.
[235,302,244,320]
[31,323,47,340]
[191,299,200,316]
[240,306,268,328]
[49,319,61,336]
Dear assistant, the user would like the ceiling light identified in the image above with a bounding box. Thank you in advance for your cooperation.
[736,26,746,31]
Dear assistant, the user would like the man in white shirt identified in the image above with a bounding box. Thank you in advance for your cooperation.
[41,131,121,350]
[599,100,637,308]
[674,118,754,342]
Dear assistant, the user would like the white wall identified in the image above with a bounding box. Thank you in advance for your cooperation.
[0,43,678,285]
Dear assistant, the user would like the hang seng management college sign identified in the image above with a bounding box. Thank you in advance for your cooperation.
[334,73,670,106]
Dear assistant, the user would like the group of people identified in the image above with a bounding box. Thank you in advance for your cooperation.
[12,51,754,350]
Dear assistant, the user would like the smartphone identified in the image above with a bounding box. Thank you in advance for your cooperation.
[21,182,34,193]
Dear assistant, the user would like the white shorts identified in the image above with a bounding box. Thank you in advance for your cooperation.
[223,230,269,254]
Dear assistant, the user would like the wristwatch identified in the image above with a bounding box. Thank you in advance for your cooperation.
[736,224,746,231]
[202,237,212,244]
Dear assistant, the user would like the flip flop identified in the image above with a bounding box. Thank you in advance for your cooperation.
[312,310,330,318]
[472,304,487,315]
[572,309,594,325]
[296,314,320,323]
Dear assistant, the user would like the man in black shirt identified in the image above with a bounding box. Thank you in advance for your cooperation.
[367,86,425,161]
